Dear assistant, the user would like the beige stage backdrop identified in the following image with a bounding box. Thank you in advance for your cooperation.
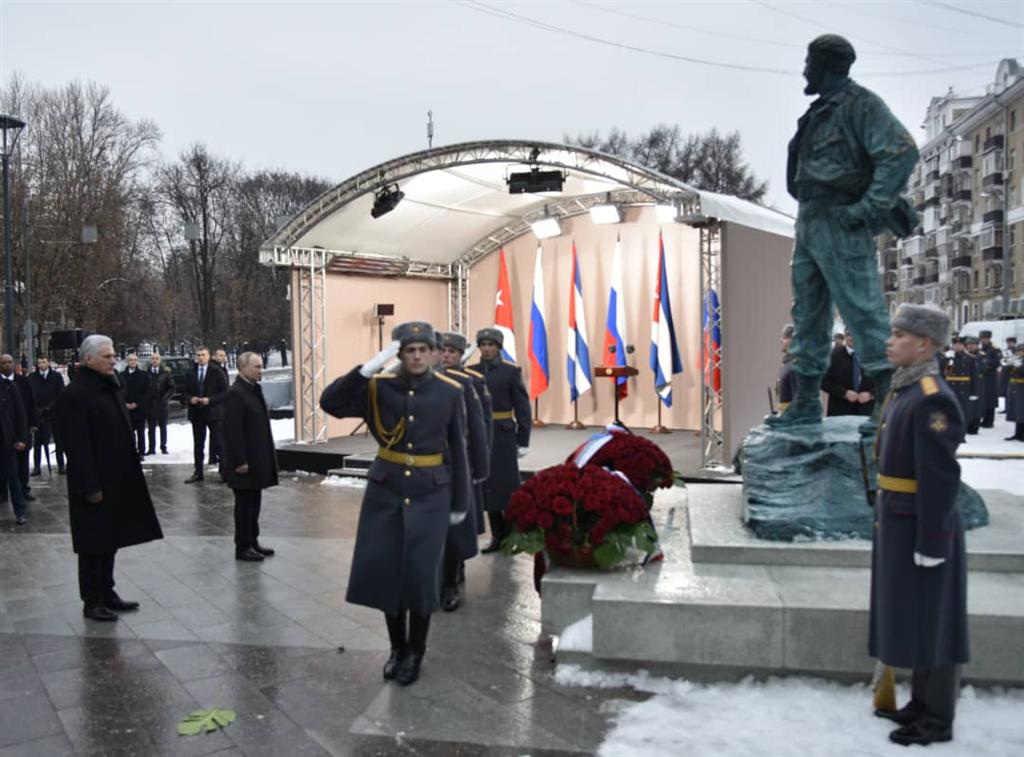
[300,205,793,460]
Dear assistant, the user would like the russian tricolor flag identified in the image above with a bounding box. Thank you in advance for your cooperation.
[494,248,517,362]
[567,240,592,402]
[527,245,549,399]
[602,236,628,399]
[650,230,683,406]
[703,288,722,395]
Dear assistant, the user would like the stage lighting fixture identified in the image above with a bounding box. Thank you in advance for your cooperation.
[655,204,677,223]
[371,185,405,219]
[530,214,561,239]
[507,167,565,194]
[589,202,621,225]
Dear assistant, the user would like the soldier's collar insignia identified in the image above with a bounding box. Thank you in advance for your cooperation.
[929,411,948,433]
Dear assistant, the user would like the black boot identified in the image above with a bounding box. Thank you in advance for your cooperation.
[396,612,430,686]
[383,612,407,681]
[481,512,506,553]
[889,715,952,746]
[875,699,925,726]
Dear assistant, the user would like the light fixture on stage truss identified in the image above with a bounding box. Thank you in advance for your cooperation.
[589,194,621,225]
[371,184,405,219]
[530,209,561,239]
[655,204,678,223]
[507,167,565,194]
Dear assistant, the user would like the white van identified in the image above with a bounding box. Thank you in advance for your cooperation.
[958,319,1024,346]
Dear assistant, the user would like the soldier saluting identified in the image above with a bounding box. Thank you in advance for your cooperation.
[320,322,471,686]
[870,304,968,747]
[468,328,530,553]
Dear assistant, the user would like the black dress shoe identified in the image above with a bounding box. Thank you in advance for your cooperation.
[83,605,118,622]
[480,540,501,554]
[23,493,36,502]
[30,468,41,477]
[184,473,204,484]
[105,594,140,612]
[875,699,925,726]
[58,466,66,474]
[394,652,423,686]
[161,448,168,455]
[889,717,952,746]
[383,648,405,680]
[15,516,27,526]
[235,548,264,562]
[441,586,460,612]
[253,544,275,557]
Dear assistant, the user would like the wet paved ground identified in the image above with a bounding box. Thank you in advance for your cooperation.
[0,466,631,756]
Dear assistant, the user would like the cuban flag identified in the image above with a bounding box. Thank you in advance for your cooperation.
[567,240,593,402]
[702,288,722,395]
[494,248,517,362]
[602,235,628,399]
[527,245,549,399]
[649,230,683,406]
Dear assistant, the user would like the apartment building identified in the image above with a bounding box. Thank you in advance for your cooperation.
[881,59,1024,329]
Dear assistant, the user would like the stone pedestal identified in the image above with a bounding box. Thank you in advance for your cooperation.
[740,416,988,541]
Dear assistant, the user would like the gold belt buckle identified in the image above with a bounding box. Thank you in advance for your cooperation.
[406,454,415,466]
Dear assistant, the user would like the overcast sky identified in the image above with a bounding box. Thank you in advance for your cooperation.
[2,1,1022,214]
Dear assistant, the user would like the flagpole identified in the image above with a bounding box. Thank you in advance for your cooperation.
[532,398,546,428]
[650,396,670,434]
[567,399,584,430]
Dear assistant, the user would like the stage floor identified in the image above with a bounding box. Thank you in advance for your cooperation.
[277,425,739,482]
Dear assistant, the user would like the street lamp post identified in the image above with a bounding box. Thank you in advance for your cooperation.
[1,114,26,356]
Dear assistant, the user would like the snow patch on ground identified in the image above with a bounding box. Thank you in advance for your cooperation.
[958,415,1024,495]
[555,665,1024,756]
[320,476,367,489]
[558,615,593,653]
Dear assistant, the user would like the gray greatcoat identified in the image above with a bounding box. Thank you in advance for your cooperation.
[442,368,490,560]
[320,366,471,615]
[1006,360,1024,422]
[467,357,530,513]
[868,367,969,668]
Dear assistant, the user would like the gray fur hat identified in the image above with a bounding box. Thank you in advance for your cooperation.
[391,321,435,348]
[475,327,503,348]
[781,324,795,339]
[441,332,468,353]
[891,304,949,346]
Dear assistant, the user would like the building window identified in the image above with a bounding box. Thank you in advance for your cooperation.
[975,135,980,152]
[974,270,979,289]
[1012,109,1017,132]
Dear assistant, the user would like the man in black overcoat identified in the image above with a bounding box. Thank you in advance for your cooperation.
[54,335,163,622]
[467,328,530,553]
[943,337,977,438]
[29,355,66,475]
[222,352,278,561]
[182,346,229,483]
[976,330,1001,427]
[870,304,968,746]
[0,361,29,524]
[1004,345,1024,442]
[1,355,36,501]
[144,353,175,455]
[320,322,471,687]
[210,348,231,470]
[963,337,984,433]
[119,353,150,459]
[438,331,490,612]
[821,331,875,417]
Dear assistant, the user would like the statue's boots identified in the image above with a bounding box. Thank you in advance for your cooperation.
[765,374,823,427]
[858,368,893,437]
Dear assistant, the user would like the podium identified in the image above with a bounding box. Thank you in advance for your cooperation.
[594,365,639,428]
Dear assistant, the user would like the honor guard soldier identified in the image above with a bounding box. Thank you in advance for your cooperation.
[436,331,491,611]
[1004,345,1024,442]
[999,337,1018,410]
[776,324,798,413]
[976,330,1001,428]
[319,322,471,687]
[870,304,968,747]
[963,337,985,434]
[468,327,531,553]
[942,337,977,439]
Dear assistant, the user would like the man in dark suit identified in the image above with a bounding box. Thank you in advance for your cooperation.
[822,331,876,417]
[119,354,150,459]
[182,346,229,484]
[1,354,36,501]
[29,355,65,475]
[223,352,278,562]
[144,352,175,455]
[209,348,231,471]
[54,334,163,622]
[468,328,531,553]
[0,357,29,524]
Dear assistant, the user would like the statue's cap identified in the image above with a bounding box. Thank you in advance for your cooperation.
[808,35,856,67]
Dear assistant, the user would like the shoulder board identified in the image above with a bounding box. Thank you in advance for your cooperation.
[375,372,396,379]
[447,369,470,379]
[920,376,939,396]
[434,372,463,390]
[463,368,483,379]
[502,359,518,367]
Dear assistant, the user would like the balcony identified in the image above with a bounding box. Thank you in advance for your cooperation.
[924,272,939,284]
[883,253,899,271]
[983,134,1004,152]
[901,256,914,267]
[926,168,940,182]
[951,255,972,270]
[913,276,925,286]
[951,188,972,204]
[983,171,1004,188]
[983,209,1004,225]
[982,247,1003,262]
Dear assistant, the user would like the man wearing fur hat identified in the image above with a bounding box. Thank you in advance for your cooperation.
[468,328,530,553]
[319,322,472,686]
[769,34,919,435]
[869,304,968,747]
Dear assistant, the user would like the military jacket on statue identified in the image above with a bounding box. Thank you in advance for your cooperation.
[943,352,978,430]
[467,357,530,513]
[319,366,471,615]
[868,370,969,669]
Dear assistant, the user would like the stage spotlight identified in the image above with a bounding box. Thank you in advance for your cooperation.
[371,185,405,219]
[507,168,565,194]
[589,202,621,225]
[530,214,561,239]
[655,204,677,223]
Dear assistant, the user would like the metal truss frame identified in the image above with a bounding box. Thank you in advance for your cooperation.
[699,222,726,469]
[295,249,328,444]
